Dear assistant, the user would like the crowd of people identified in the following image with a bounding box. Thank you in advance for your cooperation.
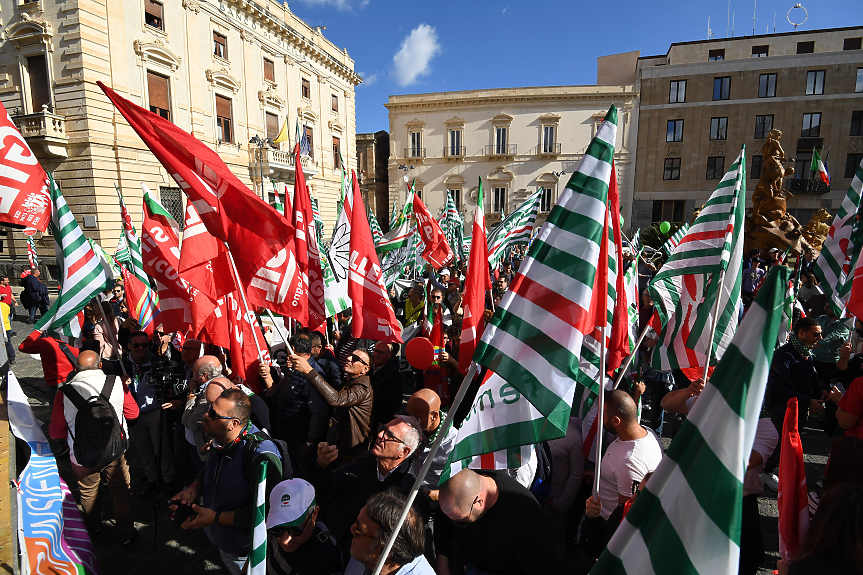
[12,235,863,575]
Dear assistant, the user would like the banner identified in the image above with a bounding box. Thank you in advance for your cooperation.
[0,103,52,230]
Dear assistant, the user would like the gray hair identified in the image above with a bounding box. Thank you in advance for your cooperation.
[197,361,223,381]
[391,415,422,453]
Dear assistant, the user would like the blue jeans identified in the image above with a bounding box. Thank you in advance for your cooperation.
[218,548,248,575]
[4,330,13,361]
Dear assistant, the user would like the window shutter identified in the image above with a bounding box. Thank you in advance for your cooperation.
[146,0,163,20]
[264,59,275,82]
[266,113,279,141]
[147,71,170,114]
[216,95,232,119]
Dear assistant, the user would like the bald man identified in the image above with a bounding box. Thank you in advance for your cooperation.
[437,468,554,575]
[182,359,226,464]
[406,388,458,496]
[48,350,140,548]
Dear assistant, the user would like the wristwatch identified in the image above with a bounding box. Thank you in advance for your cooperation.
[214,511,222,526]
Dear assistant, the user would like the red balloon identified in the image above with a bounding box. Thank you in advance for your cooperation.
[406,337,435,370]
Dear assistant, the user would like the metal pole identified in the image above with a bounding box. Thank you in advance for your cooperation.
[91,297,127,377]
[223,243,266,365]
[264,309,294,355]
[702,267,728,384]
[371,362,479,575]
[612,323,654,390]
[592,329,608,498]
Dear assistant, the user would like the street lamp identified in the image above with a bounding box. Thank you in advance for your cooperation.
[250,135,274,200]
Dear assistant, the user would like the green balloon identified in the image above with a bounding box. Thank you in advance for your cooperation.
[619,213,625,227]
[659,221,671,234]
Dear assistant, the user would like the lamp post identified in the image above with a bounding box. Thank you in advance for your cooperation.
[250,135,274,200]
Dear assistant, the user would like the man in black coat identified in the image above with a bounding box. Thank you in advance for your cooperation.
[370,342,402,432]
[21,268,49,323]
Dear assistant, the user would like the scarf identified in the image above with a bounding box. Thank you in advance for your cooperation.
[790,334,813,359]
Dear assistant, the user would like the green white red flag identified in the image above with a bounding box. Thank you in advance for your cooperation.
[459,177,491,375]
[119,264,160,335]
[842,159,863,320]
[662,223,690,257]
[810,148,830,185]
[368,209,384,245]
[115,184,148,285]
[486,190,542,271]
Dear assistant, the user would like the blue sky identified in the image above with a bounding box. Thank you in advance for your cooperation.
[287,0,863,134]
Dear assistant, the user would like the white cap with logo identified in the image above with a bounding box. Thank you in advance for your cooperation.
[266,479,317,529]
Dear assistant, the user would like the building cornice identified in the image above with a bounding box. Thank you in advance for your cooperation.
[385,87,636,111]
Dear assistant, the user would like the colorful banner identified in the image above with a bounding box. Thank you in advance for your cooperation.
[0,103,52,230]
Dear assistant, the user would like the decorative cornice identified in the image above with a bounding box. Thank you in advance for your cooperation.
[5,15,53,50]
[538,112,561,124]
[328,119,344,133]
[297,106,317,123]
[258,86,285,108]
[182,0,201,14]
[536,172,559,183]
[445,115,465,126]
[487,166,513,181]
[134,39,182,72]
[405,118,425,128]
[206,68,241,94]
[491,112,514,125]
[445,174,466,185]
[385,90,636,111]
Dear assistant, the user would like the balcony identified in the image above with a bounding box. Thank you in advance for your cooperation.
[485,143,517,159]
[11,108,68,158]
[443,146,466,161]
[537,142,561,158]
[788,177,829,194]
[249,146,319,184]
[404,147,426,162]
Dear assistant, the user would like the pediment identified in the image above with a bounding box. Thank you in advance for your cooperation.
[487,166,513,181]
[328,119,344,133]
[538,113,561,124]
[536,172,559,184]
[206,68,241,93]
[297,106,317,123]
[258,86,285,109]
[7,17,53,49]
[135,40,182,72]
[445,174,466,185]
[405,118,425,128]
[445,115,465,126]
[491,112,513,125]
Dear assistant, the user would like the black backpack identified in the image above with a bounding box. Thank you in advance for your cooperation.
[529,441,554,504]
[62,375,129,469]
[242,430,292,485]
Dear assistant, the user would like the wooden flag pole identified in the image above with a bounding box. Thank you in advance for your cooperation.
[223,243,266,365]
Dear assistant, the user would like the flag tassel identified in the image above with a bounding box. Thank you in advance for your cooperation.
[224,243,267,365]
[371,362,480,575]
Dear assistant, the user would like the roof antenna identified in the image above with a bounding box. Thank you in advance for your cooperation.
[727,0,731,37]
[708,16,713,38]
[732,11,735,36]
[773,12,776,33]
[752,0,757,35]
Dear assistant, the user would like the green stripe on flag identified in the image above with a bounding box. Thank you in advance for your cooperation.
[248,460,267,575]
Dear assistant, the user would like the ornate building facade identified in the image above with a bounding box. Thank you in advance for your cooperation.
[0,0,361,271]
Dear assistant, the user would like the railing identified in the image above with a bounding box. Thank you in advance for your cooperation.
[444,146,466,158]
[538,142,561,155]
[253,146,315,170]
[404,147,426,159]
[11,109,66,141]
[485,143,517,156]
[788,177,830,194]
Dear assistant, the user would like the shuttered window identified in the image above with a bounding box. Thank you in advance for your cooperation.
[266,112,279,145]
[306,126,314,159]
[301,78,310,99]
[214,32,227,59]
[263,58,275,83]
[331,94,338,112]
[147,70,170,121]
[333,136,340,168]
[145,0,163,30]
[26,55,50,113]
[216,95,233,143]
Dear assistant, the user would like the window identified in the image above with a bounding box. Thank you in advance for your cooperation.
[409,131,422,157]
[663,158,681,181]
[265,112,279,146]
[751,45,769,57]
[332,136,340,169]
[751,155,763,179]
[795,151,813,179]
[495,127,508,154]
[159,187,185,230]
[213,32,227,59]
[845,38,863,51]
[797,41,815,54]
[25,55,50,113]
[709,117,728,141]
[846,154,863,179]
[669,80,686,103]
[651,200,685,224]
[331,94,338,113]
[493,187,506,213]
[301,78,311,99]
[263,58,275,83]
[852,111,863,137]
[449,129,462,156]
[713,76,731,100]
[802,113,821,137]
[708,49,725,61]
[305,126,314,159]
[758,73,777,97]
[754,115,774,139]
[147,70,170,121]
[539,187,553,212]
[542,125,556,152]
[145,0,164,30]
[856,68,863,93]
[215,95,232,143]
[449,189,462,211]
[666,119,684,142]
[805,70,825,95]
[706,157,725,180]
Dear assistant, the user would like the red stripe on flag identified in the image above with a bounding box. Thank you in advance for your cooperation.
[677,229,727,246]
[67,248,95,278]
[479,452,495,469]
[509,274,593,333]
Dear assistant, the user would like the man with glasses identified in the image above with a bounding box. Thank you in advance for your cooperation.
[437,468,554,575]
[109,283,125,319]
[310,415,421,554]
[181,355,225,465]
[289,349,373,463]
[264,478,342,575]
[171,388,283,575]
[370,342,402,433]
[406,388,457,498]
[310,331,343,390]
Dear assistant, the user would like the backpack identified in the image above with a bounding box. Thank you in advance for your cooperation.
[242,429,293,486]
[62,375,129,469]
[529,441,554,504]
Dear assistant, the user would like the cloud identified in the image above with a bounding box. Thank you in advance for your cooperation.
[358,71,378,87]
[502,6,508,14]
[392,24,441,87]
[293,0,368,10]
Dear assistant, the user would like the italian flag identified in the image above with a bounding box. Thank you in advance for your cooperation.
[811,148,830,185]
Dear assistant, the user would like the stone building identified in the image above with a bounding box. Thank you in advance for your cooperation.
[625,26,863,232]
[384,64,639,231]
[0,0,361,273]
[356,130,389,228]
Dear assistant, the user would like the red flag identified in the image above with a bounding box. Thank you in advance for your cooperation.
[348,171,402,343]
[606,162,630,374]
[178,202,234,301]
[846,235,863,320]
[413,193,454,270]
[226,291,269,391]
[459,181,491,375]
[0,102,52,231]
[425,305,451,405]
[197,294,230,349]
[97,82,297,314]
[119,266,160,336]
[283,183,292,218]
[292,146,326,331]
[778,397,810,564]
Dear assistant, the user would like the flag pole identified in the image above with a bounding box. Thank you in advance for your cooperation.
[264,308,294,355]
[91,297,127,377]
[223,242,266,365]
[593,195,612,498]
[701,267,728,384]
[371,362,480,575]
[612,323,653,390]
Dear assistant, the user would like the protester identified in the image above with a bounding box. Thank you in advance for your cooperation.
[264,478,342,575]
[109,282,125,319]
[181,355,225,465]
[310,331,343,389]
[0,300,13,364]
[581,472,653,560]
[798,272,822,307]
[48,350,139,549]
[741,259,766,305]
[807,435,863,517]
[545,416,585,571]
[809,294,850,383]
[405,388,458,496]
[0,274,18,310]
[92,301,122,360]
[19,330,79,417]
[344,489,434,575]
[837,376,863,440]
[171,388,283,575]
[21,267,49,323]
[799,247,818,276]
[404,287,424,327]
[370,342,403,433]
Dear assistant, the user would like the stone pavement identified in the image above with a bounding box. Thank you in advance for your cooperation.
[7,297,836,574]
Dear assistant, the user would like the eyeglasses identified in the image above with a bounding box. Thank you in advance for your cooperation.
[433,296,442,300]
[454,495,479,525]
[113,290,123,294]
[268,515,311,539]
[207,406,238,422]
[350,354,368,366]
[376,424,406,446]
[351,519,377,540]
[129,342,148,349]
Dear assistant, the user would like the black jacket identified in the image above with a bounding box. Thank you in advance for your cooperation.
[370,356,403,431]
[21,274,48,307]
[765,343,823,415]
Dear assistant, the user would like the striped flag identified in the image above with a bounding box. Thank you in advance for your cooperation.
[271,182,285,215]
[662,223,690,257]
[389,197,400,231]
[119,264,160,334]
[593,265,789,575]
[486,190,542,271]
[89,238,121,278]
[459,178,491,375]
[27,236,38,268]
[368,208,384,245]
[816,155,863,316]
[248,461,267,575]
[114,232,131,264]
[377,186,415,254]
[623,251,642,352]
[811,148,830,185]
[442,191,468,262]
[311,196,324,244]
[648,146,746,371]
[36,175,112,339]
[115,184,148,285]
[630,229,642,253]
[323,178,352,317]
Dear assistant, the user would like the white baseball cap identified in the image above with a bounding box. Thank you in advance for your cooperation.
[266,479,317,529]
[440,269,451,277]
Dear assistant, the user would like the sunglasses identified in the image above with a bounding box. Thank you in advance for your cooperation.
[129,342,148,349]
[454,495,478,525]
[350,354,368,366]
[376,424,406,446]
[207,406,238,422]
[268,515,311,538]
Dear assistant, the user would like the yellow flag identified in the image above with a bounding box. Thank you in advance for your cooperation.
[273,118,289,144]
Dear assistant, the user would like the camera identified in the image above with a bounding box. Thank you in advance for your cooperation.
[169,499,198,525]
[143,356,187,402]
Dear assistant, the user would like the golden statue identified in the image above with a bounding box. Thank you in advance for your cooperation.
[801,208,833,251]
[750,129,801,234]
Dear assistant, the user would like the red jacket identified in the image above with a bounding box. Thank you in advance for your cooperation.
[19,331,79,387]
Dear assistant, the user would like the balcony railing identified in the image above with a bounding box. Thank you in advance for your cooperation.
[250,146,318,182]
[444,146,466,159]
[538,142,561,156]
[486,143,517,157]
[11,108,68,158]
[788,177,830,194]
[404,147,426,159]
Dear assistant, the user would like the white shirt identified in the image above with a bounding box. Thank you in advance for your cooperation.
[598,428,663,519]
[743,418,779,497]
[62,369,129,467]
